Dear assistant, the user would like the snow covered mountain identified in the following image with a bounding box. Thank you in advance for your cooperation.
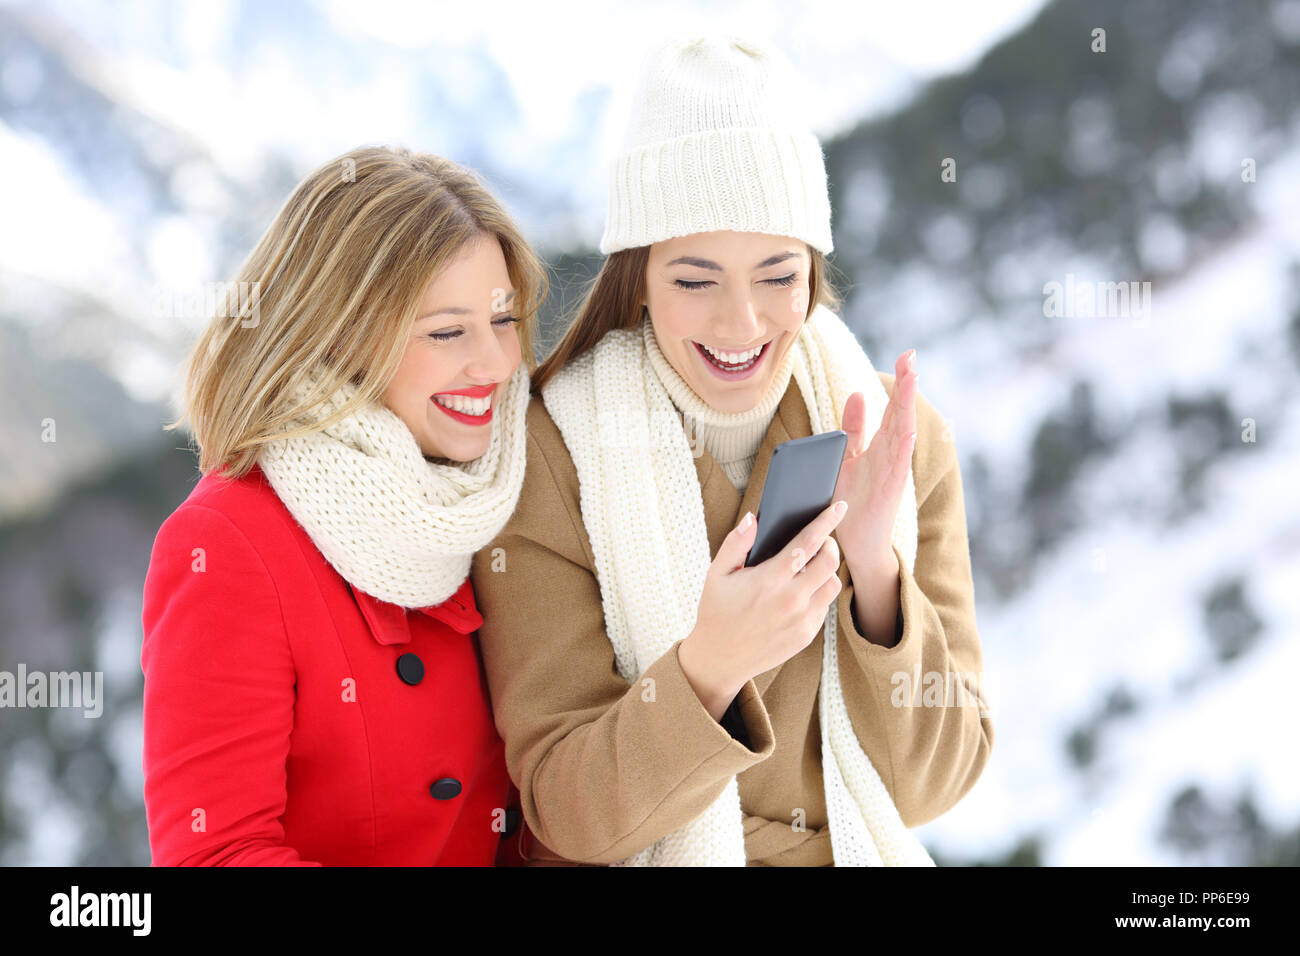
[0,0,1296,865]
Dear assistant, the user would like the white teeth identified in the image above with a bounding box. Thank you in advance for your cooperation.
[433,392,492,415]
[699,342,764,365]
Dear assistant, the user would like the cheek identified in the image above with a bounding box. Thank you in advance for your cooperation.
[771,284,809,327]
[648,294,694,346]
[389,347,438,412]
[504,329,523,366]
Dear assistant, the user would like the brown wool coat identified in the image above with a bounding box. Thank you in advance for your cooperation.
[469,371,994,865]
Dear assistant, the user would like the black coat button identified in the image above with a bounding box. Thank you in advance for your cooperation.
[502,807,522,838]
[430,777,462,800]
[396,652,424,685]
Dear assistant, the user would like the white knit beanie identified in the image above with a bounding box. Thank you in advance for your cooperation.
[599,33,833,255]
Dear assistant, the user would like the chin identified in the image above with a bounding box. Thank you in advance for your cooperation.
[430,440,490,463]
[695,389,756,414]
[686,373,773,414]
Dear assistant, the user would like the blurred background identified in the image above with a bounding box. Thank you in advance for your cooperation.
[1,0,1297,866]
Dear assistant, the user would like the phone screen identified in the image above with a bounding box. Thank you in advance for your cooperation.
[743,430,848,568]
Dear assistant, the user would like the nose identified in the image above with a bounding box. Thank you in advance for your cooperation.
[712,286,762,345]
[462,321,519,383]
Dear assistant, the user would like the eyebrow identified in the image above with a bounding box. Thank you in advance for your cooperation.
[417,288,517,320]
[665,251,800,271]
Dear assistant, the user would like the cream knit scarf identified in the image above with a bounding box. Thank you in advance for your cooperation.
[256,363,531,609]
[542,305,935,866]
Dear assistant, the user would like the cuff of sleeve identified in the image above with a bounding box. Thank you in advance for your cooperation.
[725,678,776,755]
[837,542,925,678]
[646,640,775,768]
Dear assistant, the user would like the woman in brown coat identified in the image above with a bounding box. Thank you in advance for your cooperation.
[470,34,993,866]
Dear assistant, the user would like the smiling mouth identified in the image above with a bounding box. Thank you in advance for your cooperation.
[692,339,770,372]
[430,385,495,424]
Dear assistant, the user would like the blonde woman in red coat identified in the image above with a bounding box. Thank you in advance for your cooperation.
[140,146,545,865]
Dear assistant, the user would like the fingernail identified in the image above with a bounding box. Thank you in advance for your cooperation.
[737,512,752,531]
[834,500,848,515]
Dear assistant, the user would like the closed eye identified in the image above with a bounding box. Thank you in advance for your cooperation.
[428,315,520,342]
[674,274,798,291]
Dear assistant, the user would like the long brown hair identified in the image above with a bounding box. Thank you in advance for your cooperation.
[532,242,841,393]
[168,145,548,478]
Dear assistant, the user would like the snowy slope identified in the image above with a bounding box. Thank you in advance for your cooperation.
[911,143,1300,864]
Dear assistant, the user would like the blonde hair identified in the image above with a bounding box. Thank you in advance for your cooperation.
[168,145,547,478]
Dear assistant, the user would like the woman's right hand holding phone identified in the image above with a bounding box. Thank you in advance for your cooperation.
[678,500,847,721]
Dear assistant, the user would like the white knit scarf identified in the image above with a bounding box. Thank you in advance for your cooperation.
[541,305,935,866]
[257,362,531,609]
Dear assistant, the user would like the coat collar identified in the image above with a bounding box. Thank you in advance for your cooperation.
[689,380,813,695]
[348,576,483,646]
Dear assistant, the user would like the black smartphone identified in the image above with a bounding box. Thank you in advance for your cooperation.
[743,430,848,568]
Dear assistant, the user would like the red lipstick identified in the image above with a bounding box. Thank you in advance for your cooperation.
[433,384,496,398]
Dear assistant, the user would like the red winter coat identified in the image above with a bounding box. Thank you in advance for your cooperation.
[140,462,527,865]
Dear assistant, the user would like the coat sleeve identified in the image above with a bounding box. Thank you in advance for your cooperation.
[140,502,321,866]
[831,386,995,828]
[470,417,778,864]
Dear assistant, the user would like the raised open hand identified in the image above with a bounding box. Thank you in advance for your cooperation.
[831,348,918,574]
